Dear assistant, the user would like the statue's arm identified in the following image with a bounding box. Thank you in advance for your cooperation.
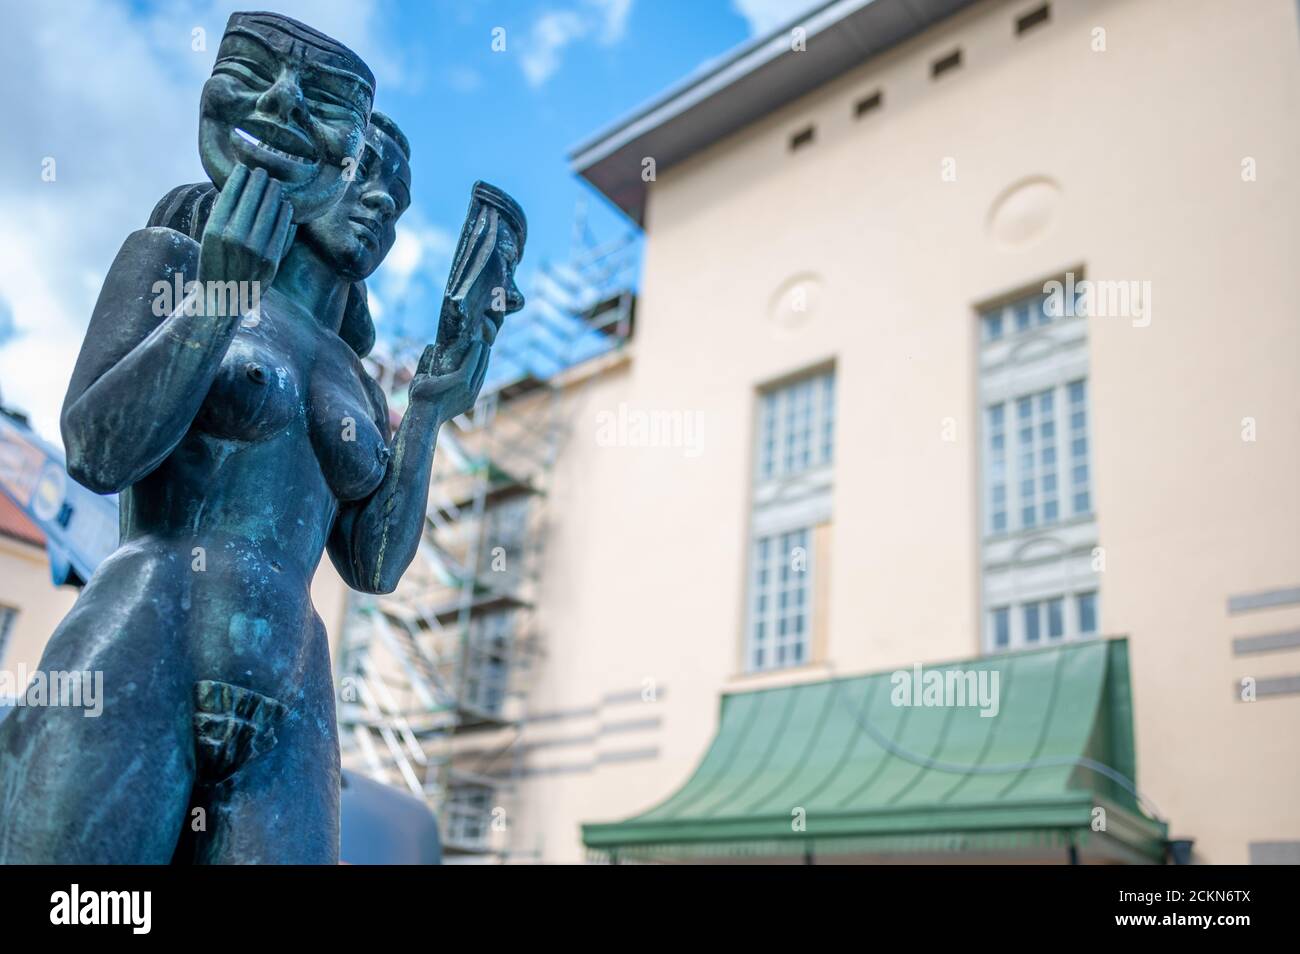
[328,341,489,595]
[60,227,235,494]
[62,165,293,495]
[328,382,438,595]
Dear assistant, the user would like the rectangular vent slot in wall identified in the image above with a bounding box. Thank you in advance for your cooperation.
[854,91,882,117]
[1016,4,1051,35]
[789,126,815,151]
[931,49,962,78]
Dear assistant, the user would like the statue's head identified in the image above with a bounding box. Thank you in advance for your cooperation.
[199,12,374,223]
[301,111,409,282]
[445,181,527,346]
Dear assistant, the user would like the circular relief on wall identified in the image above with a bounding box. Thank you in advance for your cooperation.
[768,272,823,334]
[987,176,1062,249]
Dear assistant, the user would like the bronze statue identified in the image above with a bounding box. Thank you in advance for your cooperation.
[0,12,525,863]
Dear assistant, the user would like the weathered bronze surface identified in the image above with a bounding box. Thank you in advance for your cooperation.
[0,11,524,863]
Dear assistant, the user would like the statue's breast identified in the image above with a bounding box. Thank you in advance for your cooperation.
[307,343,389,503]
[195,331,302,443]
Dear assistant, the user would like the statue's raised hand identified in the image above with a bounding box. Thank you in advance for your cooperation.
[197,163,296,294]
[409,339,490,424]
[405,180,525,426]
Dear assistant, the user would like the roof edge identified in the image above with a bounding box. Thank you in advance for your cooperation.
[567,0,864,165]
[569,0,983,223]
[719,636,1128,701]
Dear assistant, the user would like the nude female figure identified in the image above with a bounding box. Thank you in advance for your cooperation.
[0,12,525,864]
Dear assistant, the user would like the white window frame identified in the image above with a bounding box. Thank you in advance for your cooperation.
[978,283,1100,654]
[988,590,1100,651]
[756,370,835,482]
[745,528,813,672]
[745,368,834,673]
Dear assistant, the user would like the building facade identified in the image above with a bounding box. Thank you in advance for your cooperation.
[488,0,1299,863]
[0,496,77,682]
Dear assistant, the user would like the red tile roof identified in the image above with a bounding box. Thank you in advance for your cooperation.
[0,493,44,548]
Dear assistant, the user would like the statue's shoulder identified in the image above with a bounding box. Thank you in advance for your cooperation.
[107,227,200,284]
[101,180,212,280]
[148,182,216,239]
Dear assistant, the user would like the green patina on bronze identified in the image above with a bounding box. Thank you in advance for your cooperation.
[0,10,525,864]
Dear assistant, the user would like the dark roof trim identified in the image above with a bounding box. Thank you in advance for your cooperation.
[569,0,982,225]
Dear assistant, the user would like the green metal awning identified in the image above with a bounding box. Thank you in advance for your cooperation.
[583,638,1168,863]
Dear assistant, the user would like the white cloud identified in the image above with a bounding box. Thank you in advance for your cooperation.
[591,0,634,44]
[519,0,634,87]
[731,0,824,36]
[0,0,397,441]
[366,216,456,341]
[446,65,483,93]
[520,11,588,87]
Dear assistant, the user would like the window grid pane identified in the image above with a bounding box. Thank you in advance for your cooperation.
[992,607,1010,648]
[749,528,811,672]
[1017,395,1039,528]
[987,592,1099,650]
[821,374,835,463]
[982,311,1004,341]
[1069,379,1091,515]
[982,289,1058,343]
[1078,591,1098,634]
[986,403,1007,533]
[1039,390,1058,523]
[987,382,1089,536]
[759,392,778,479]
[1024,601,1041,644]
[756,371,835,482]
[1047,598,1064,640]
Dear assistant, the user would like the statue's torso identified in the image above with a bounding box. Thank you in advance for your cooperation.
[108,270,387,696]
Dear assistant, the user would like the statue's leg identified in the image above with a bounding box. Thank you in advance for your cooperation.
[0,552,196,863]
[176,618,340,864]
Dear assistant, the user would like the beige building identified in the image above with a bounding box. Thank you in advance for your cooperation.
[412,0,1298,864]
[0,496,77,682]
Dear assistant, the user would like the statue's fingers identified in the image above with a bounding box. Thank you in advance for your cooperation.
[267,200,295,263]
[440,343,482,399]
[229,166,269,237]
[205,163,248,236]
[248,177,283,251]
[461,341,486,378]
[416,344,438,377]
[469,344,490,396]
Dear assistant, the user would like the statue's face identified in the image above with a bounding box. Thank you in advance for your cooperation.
[464,221,525,345]
[302,125,410,281]
[198,19,373,222]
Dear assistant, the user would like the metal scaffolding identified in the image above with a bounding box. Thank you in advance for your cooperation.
[335,207,636,861]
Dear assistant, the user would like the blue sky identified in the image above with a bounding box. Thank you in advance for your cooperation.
[372,0,759,306]
[0,0,820,437]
